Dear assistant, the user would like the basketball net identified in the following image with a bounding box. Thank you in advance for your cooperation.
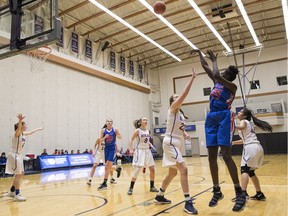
[27,46,52,73]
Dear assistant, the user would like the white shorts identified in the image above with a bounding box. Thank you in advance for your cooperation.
[5,152,24,175]
[93,149,104,164]
[241,143,264,169]
[162,136,184,167]
[132,148,155,167]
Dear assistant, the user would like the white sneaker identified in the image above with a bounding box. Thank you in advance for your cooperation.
[14,194,27,202]
[110,178,117,184]
[6,191,15,198]
[87,180,92,186]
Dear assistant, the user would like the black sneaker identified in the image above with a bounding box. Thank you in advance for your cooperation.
[154,195,171,204]
[250,192,266,201]
[209,187,224,207]
[97,183,107,191]
[127,188,133,195]
[116,167,122,178]
[231,191,249,202]
[184,199,198,215]
[232,192,246,212]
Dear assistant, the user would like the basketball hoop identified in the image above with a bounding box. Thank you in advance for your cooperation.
[27,46,52,73]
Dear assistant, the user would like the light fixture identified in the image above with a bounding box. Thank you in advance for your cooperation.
[235,0,261,46]
[89,0,181,62]
[138,0,199,50]
[187,0,232,53]
[281,0,288,39]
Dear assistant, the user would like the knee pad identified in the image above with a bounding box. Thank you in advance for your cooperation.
[132,166,141,178]
[248,170,255,177]
[240,165,250,174]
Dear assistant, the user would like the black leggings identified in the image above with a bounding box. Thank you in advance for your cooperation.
[208,146,240,185]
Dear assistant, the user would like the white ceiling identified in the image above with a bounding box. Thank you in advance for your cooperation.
[2,0,288,69]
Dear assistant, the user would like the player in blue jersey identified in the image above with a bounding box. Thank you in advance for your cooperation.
[192,49,246,212]
[98,118,122,190]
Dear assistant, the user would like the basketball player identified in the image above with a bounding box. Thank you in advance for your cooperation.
[5,114,43,201]
[154,67,198,215]
[87,135,119,186]
[232,108,272,201]
[192,49,246,211]
[127,117,159,195]
[98,118,122,190]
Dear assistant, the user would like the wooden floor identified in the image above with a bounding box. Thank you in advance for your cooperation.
[1,154,287,216]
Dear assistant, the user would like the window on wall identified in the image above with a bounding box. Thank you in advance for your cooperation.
[276,76,287,86]
[250,80,260,89]
[203,87,211,96]
[154,117,159,126]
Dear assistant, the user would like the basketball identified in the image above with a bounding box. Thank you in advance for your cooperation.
[153,1,166,15]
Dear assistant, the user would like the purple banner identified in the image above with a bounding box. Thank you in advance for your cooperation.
[85,39,92,58]
[34,15,44,34]
[120,56,125,72]
[110,51,115,68]
[138,64,143,80]
[129,60,134,76]
[71,32,78,53]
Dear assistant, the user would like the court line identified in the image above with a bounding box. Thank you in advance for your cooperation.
[104,176,207,216]
[152,181,225,216]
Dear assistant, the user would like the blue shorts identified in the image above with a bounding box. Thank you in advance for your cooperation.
[104,145,116,162]
[205,110,235,147]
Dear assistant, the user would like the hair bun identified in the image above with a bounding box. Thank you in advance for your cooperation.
[228,65,239,75]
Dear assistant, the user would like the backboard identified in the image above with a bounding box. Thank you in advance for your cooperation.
[0,0,60,60]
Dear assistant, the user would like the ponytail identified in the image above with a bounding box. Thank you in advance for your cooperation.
[251,115,273,133]
[180,109,188,119]
[133,119,141,129]
[242,108,272,132]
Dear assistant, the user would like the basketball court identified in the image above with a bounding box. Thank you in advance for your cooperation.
[0,155,287,216]
[0,1,287,216]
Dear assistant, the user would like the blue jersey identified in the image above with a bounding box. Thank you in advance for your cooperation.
[103,128,116,147]
[209,83,234,111]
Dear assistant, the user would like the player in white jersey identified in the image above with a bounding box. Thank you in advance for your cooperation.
[5,114,43,201]
[87,137,105,185]
[232,108,272,201]
[154,67,198,215]
[127,117,159,195]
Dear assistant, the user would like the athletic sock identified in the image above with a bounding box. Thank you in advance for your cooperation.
[184,193,190,201]
[158,188,165,196]
[130,181,135,189]
[150,181,154,188]
[10,186,15,192]
[15,189,20,195]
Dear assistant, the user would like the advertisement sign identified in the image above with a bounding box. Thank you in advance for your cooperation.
[39,155,69,169]
[68,154,94,166]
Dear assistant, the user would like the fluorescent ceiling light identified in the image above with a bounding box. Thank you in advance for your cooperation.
[187,0,232,53]
[235,0,261,46]
[138,0,199,50]
[89,0,181,62]
[282,0,288,39]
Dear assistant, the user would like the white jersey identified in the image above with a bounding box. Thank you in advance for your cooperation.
[10,133,26,154]
[165,109,186,138]
[135,128,150,149]
[238,120,260,145]
[93,142,105,164]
